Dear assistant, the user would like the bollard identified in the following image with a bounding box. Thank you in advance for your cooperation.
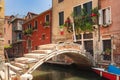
[20,73,33,80]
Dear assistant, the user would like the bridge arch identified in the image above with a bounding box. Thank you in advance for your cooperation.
[26,43,94,74]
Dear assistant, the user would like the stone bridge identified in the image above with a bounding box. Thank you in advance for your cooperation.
[1,42,95,80]
[25,42,94,74]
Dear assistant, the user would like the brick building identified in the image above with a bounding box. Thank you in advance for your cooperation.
[23,9,52,53]
[99,0,120,64]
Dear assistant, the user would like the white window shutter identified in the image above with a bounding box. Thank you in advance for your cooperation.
[99,10,103,25]
[106,8,111,24]
[109,8,112,24]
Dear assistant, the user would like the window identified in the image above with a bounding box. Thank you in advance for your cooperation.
[58,0,64,3]
[99,7,111,25]
[83,1,92,15]
[18,20,23,25]
[4,28,6,34]
[8,40,11,44]
[59,11,64,26]
[34,21,38,29]
[73,5,81,16]
[17,33,22,40]
[42,34,46,40]
[28,24,32,29]
[45,15,50,22]
[102,40,111,60]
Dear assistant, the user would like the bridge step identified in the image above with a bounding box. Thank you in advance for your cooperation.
[11,62,29,69]
[14,57,38,64]
[38,44,57,50]
[31,50,53,54]
[8,64,23,74]
[24,53,46,59]
[0,69,16,80]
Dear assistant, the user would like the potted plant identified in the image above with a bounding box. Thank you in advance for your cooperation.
[91,7,99,24]
[4,45,12,49]
[103,48,111,60]
[59,25,64,35]
[73,7,99,33]
[24,28,33,36]
[74,9,93,32]
[64,17,73,33]
[43,21,50,28]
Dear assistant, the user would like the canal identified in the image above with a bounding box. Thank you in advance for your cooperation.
[32,63,108,80]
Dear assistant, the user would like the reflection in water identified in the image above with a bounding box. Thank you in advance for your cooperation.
[32,63,107,80]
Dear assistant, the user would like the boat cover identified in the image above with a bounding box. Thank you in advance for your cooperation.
[108,64,120,75]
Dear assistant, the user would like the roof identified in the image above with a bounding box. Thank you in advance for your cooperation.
[23,8,52,24]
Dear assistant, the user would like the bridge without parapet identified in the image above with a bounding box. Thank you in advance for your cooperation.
[25,42,94,74]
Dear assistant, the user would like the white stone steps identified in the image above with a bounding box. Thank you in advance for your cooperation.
[8,64,23,74]
[11,62,28,69]
[0,70,16,80]
[24,53,46,59]
[31,50,53,54]
[14,57,38,64]
[38,44,57,50]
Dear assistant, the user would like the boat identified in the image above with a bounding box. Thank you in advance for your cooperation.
[92,64,120,80]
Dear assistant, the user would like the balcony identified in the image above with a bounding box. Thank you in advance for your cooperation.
[16,35,23,42]
[16,39,23,43]
[14,26,22,31]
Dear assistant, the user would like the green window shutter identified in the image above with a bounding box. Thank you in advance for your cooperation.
[59,11,64,26]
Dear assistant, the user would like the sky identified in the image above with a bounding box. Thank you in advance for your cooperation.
[5,0,52,16]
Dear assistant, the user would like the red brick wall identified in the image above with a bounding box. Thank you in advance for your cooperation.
[23,9,52,53]
[100,0,120,54]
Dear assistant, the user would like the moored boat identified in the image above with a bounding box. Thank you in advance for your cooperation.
[92,65,120,80]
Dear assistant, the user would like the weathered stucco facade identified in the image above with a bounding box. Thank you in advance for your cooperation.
[52,0,99,62]
[0,0,4,58]
[52,0,98,43]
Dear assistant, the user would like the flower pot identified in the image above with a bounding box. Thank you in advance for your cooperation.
[60,28,64,35]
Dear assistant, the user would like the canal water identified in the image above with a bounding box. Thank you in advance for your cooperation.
[32,63,108,80]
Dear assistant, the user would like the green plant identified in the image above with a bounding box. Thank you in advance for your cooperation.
[73,7,99,33]
[64,17,73,33]
[91,7,99,17]
[24,28,33,35]
[59,25,64,29]
[91,7,99,24]
[4,45,12,49]
[105,48,111,53]
[43,21,50,26]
